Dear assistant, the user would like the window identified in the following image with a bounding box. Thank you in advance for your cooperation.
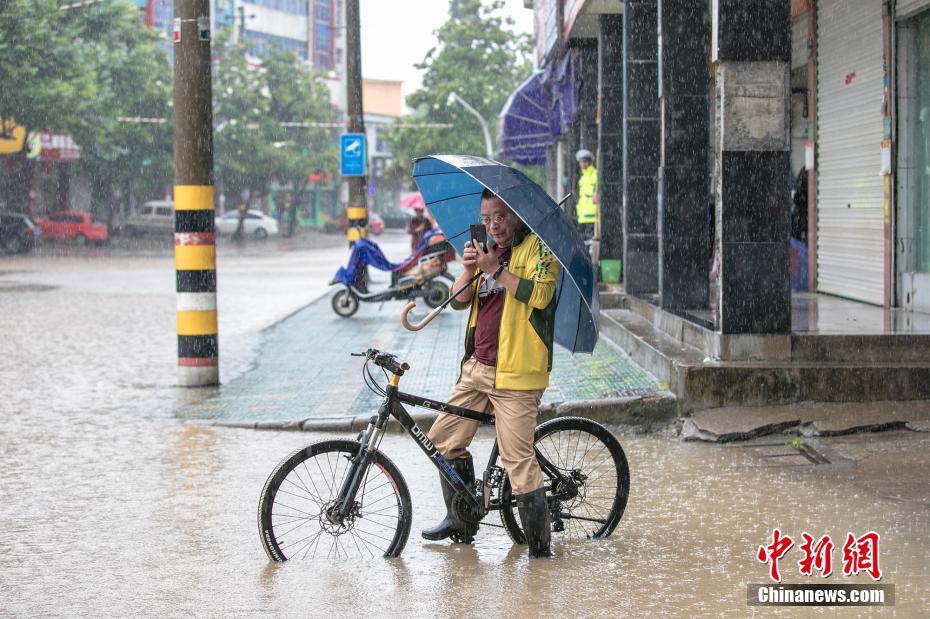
[155,207,173,217]
[246,213,262,220]
[376,137,393,153]
[250,0,309,15]
[50,213,67,222]
[315,0,331,21]
[244,31,309,60]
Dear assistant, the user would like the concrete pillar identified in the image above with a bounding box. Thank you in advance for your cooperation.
[579,42,600,153]
[623,0,660,295]
[657,0,710,310]
[598,14,623,261]
[713,0,791,333]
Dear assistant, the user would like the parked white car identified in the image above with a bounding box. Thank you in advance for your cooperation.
[215,209,280,238]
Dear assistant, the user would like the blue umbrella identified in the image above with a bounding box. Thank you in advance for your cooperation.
[410,154,598,353]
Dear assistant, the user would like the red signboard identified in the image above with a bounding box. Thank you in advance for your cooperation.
[39,132,82,161]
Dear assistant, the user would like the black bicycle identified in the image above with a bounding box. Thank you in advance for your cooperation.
[257,349,631,560]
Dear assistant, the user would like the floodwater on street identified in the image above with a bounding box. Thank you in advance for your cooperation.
[3,421,929,617]
[2,235,929,617]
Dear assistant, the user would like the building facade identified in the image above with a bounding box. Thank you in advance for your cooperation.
[135,0,348,116]
[509,0,930,333]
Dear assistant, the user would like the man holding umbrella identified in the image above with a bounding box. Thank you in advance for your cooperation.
[422,188,560,559]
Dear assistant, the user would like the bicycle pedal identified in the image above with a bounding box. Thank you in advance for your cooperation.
[450,532,474,544]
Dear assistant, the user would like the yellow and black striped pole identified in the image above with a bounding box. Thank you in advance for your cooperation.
[346,206,367,243]
[173,0,218,386]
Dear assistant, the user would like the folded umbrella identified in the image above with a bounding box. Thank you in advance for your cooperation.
[411,154,598,353]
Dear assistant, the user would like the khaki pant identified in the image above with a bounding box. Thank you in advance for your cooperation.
[427,357,544,494]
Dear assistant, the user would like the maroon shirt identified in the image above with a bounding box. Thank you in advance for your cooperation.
[473,246,510,367]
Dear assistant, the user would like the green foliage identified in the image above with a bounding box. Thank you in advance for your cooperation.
[212,34,338,205]
[69,1,174,212]
[0,1,335,213]
[0,0,96,136]
[0,0,172,214]
[387,0,534,180]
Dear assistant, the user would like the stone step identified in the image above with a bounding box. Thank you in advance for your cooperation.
[790,334,930,363]
[600,308,707,396]
[618,294,930,363]
[600,308,930,411]
[682,361,930,410]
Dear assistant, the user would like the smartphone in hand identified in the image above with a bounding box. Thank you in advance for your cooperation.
[469,224,487,252]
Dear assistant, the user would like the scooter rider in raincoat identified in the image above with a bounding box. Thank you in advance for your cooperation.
[422,188,560,559]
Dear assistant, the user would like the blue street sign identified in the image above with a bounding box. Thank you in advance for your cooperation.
[340,133,366,177]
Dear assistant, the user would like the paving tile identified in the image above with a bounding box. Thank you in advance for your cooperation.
[181,292,662,422]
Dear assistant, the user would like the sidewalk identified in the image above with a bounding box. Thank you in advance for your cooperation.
[179,280,669,427]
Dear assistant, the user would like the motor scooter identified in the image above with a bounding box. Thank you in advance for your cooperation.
[330,230,455,318]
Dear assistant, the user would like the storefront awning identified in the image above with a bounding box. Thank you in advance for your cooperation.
[497,71,552,165]
[497,53,580,166]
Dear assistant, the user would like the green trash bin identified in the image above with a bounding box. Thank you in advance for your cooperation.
[600,259,622,283]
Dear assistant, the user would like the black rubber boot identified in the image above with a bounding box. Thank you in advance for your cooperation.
[421,455,479,543]
[516,487,552,558]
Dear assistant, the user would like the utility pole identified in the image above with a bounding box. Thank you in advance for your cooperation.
[344,0,368,244]
[173,0,219,386]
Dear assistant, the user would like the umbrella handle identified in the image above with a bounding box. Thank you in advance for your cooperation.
[400,302,444,331]
[400,271,481,332]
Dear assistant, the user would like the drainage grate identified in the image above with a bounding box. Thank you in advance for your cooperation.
[736,440,831,467]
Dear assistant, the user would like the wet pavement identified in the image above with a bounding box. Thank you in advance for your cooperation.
[2,234,930,616]
[180,282,661,424]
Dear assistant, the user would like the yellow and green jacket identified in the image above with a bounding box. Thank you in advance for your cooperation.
[577,165,598,224]
[451,228,560,390]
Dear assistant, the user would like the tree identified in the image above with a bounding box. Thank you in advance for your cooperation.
[212,34,338,212]
[69,1,174,221]
[0,0,97,211]
[0,0,173,215]
[387,0,534,180]
[0,0,96,136]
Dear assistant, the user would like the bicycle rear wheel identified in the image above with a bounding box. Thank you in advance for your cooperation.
[258,440,412,560]
[500,416,630,543]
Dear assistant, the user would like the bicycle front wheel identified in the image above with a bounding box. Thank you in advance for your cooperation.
[500,416,630,543]
[258,440,412,560]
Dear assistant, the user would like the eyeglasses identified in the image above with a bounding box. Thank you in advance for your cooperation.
[478,214,509,225]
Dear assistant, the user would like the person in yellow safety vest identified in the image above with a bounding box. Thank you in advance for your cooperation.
[575,149,598,240]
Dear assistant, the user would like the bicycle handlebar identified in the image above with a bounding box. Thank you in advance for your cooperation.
[354,348,410,374]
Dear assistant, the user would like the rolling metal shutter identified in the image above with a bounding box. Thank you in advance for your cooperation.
[816,0,885,304]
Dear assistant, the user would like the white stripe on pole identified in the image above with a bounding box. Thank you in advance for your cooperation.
[177,292,218,312]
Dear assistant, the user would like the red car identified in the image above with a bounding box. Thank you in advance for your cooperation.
[36,211,109,245]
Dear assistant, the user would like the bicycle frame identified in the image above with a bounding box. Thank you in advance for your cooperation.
[331,380,574,523]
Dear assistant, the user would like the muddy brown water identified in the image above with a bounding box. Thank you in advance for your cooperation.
[2,248,928,617]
